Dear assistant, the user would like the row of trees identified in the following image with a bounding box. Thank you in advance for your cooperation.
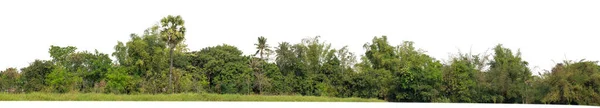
[1,15,599,105]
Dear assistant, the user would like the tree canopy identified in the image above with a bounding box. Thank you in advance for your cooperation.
[1,15,599,106]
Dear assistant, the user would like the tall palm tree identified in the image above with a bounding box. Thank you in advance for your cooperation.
[160,15,186,93]
[254,36,272,60]
[253,36,272,94]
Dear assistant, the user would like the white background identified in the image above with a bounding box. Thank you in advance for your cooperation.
[1,0,600,74]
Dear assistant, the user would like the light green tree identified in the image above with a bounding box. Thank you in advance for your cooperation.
[542,60,600,105]
[113,25,169,93]
[442,52,482,102]
[45,65,81,93]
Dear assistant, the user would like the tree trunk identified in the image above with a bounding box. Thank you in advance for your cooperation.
[260,50,263,60]
[169,47,174,94]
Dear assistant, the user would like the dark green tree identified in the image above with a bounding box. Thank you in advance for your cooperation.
[189,44,253,94]
[20,60,54,92]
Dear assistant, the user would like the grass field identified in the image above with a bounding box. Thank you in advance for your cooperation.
[0,93,384,102]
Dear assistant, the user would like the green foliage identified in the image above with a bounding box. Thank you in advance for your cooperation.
[113,26,169,93]
[189,44,253,94]
[359,36,397,100]
[160,15,187,93]
[20,60,54,92]
[45,65,81,93]
[360,36,444,102]
[49,45,77,65]
[47,45,114,92]
[348,67,388,99]
[275,42,298,76]
[394,41,444,102]
[0,68,21,93]
[486,44,532,103]
[251,36,275,94]
[263,62,290,94]
[105,66,132,94]
[254,36,273,60]
[180,63,209,93]
[442,53,482,102]
[175,72,194,93]
[542,60,600,105]
[160,15,186,49]
[4,15,600,105]
[274,42,301,95]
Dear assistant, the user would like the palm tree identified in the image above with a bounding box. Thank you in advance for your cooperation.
[252,36,273,94]
[160,15,186,93]
[254,36,273,60]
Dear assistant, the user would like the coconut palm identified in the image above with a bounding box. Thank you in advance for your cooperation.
[254,36,273,61]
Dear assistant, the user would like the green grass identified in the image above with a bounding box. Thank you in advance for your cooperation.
[0,93,384,102]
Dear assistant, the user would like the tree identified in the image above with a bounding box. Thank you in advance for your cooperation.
[45,65,81,93]
[298,36,334,96]
[442,52,482,102]
[85,50,113,92]
[337,46,357,74]
[274,42,300,94]
[182,52,209,93]
[352,56,390,99]
[250,57,270,94]
[112,41,129,66]
[47,45,114,92]
[262,62,286,94]
[105,66,132,94]
[0,68,20,93]
[68,50,113,92]
[360,36,445,102]
[318,49,341,97]
[393,41,444,102]
[8,17,600,105]
[189,44,253,94]
[113,26,169,93]
[275,42,299,76]
[20,60,54,92]
[487,44,532,103]
[160,15,186,93]
[254,36,273,61]
[527,74,549,104]
[252,36,274,94]
[47,45,82,92]
[360,36,398,100]
[49,45,77,65]
[542,60,600,105]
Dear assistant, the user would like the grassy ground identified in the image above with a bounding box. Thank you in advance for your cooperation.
[0,93,384,102]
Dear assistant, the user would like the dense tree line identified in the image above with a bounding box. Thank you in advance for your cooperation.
[1,15,599,105]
